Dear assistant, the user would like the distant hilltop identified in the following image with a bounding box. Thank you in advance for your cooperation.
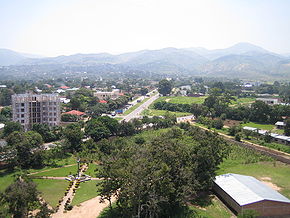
[1,42,290,80]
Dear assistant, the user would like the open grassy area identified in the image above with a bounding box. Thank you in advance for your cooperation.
[123,97,150,115]
[241,122,275,131]
[113,117,123,121]
[71,180,101,206]
[142,109,191,117]
[33,179,68,208]
[0,169,18,192]
[85,163,99,177]
[27,154,76,174]
[153,96,207,105]
[31,165,77,177]
[230,97,256,106]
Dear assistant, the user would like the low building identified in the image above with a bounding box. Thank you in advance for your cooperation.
[94,89,120,100]
[0,123,5,130]
[275,121,286,129]
[214,173,290,217]
[256,98,281,105]
[176,115,195,123]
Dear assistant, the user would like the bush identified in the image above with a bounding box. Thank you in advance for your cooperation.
[235,133,241,142]
[61,114,78,122]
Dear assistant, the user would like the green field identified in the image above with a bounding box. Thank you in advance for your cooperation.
[241,122,276,131]
[33,179,68,208]
[153,96,207,105]
[0,170,18,192]
[85,164,99,177]
[142,109,191,117]
[31,165,77,177]
[230,97,256,106]
[72,180,101,206]
[123,97,150,115]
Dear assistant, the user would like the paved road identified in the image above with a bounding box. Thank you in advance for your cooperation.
[122,92,159,122]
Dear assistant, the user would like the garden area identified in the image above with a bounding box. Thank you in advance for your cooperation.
[154,96,207,105]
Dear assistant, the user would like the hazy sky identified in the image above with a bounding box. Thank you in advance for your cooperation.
[1,0,290,56]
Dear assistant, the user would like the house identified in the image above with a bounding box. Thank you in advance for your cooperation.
[214,173,290,217]
[64,110,85,116]
[59,86,70,89]
[0,123,5,130]
[275,121,286,129]
[99,100,107,104]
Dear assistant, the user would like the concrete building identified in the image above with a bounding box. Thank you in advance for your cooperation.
[275,121,286,129]
[12,94,60,131]
[214,173,290,217]
[94,89,120,100]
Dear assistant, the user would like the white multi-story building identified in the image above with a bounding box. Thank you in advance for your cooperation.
[12,94,60,131]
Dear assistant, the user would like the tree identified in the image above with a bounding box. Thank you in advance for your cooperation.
[85,119,111,142]
[140,87,148,96]
[3,122,22,137]
[63,123,84,152]
[61,114,78,122]
[158,79,173,96]
[284,118,290,136]
[98,127,228,217]
[32,123,57,143]
[0,176,39,217]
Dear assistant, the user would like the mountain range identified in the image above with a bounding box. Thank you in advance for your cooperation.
[1,43,290,80]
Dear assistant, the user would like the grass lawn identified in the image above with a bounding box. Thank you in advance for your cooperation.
[241,122,275,131]
[230,97,256,106]
[31,165,77,177]
[153,96,207,105]
[71,180,101,206]
[85,163,99,177]
[0,169,18,192]
[113,117,123,121]
[33,179,68,208]
[123,97,150,115]
[27,154,76,174]
[142,109,191,117]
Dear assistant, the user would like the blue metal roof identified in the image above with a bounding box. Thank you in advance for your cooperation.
[214,173,290,206]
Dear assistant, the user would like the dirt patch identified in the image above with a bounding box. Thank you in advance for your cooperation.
[53,196,116,218]
[260,177,281,191]
[223,119,241,127]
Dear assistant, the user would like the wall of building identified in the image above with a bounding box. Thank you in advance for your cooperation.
[243,200,290,217]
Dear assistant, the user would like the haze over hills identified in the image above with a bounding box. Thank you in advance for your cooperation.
[1,42,290,80]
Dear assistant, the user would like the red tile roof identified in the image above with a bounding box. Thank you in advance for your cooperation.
[99,100,107,103]
[64,110,85,116]
[60,86,70,89]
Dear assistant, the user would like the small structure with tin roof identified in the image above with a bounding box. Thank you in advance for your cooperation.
[213,173,290,217]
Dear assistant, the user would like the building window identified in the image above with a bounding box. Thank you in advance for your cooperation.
[21,120,24,123]
[21,103,24,107]
[21,109,24,112]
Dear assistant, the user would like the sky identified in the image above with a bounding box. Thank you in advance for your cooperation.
[1,0,290,57]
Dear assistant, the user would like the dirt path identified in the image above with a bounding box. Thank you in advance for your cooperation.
[29,164,77,175]
[32,176,104,180]
[56,196,116,218]
[52,164,88,217]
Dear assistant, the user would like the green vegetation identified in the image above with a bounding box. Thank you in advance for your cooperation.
[123,97,150,115]
[154,96,207,105]
[241,122,275,131]
[85,164,99,177]
[230,97,256,106]
[31,165,77,177]
[142,109,191,117]
[33,179,68,208]
[71,181,101,206]
[0,170,18,192]
[246,138,290,154]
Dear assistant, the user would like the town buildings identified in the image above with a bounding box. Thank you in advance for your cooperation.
[94,89,121,100]
[12,94,60,131]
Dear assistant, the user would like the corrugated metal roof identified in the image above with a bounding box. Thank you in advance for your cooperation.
[214,174,290,206]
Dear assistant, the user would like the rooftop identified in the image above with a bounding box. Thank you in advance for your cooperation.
[214,173,290,206]
[64,110,85,116]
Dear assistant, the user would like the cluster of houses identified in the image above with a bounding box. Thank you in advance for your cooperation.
[243,121,290,145]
